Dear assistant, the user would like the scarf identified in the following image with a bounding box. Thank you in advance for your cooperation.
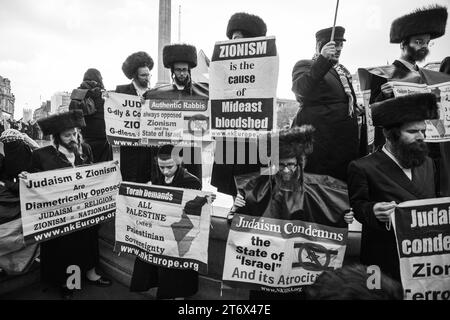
[312,54,355,116]
[333,63,355,117]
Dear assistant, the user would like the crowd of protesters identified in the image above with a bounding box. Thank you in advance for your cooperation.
[0,118,44,141]
[1,4,450,301]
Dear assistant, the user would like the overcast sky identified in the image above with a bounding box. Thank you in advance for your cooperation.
[1,0,449,119]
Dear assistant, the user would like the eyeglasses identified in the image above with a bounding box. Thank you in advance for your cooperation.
[411,39,434,47]
[279,162,298,171]
[174,68,189,74]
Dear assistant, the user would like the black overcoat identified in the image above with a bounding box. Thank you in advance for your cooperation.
[115,84,156,183]
[347,150,436,281]
[291,55,359,182]
[30,144,99,286]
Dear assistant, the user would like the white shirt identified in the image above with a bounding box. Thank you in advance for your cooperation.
[382,145,412,180]
[56,144,76,166]
[174,83,185,90]
[132,80,148,98]
[398,58,420,73]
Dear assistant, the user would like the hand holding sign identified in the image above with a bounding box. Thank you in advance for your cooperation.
[381,82,395,98]
[373,201,397,223]
[232,193,246,211]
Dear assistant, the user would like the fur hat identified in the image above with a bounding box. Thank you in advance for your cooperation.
[278,125,315,159]
[390,5,448,43]
[121,51,154,79]
[261,125,315,162]
[226,12,267,39]
[163,44,197,68]
[37,110,85,135]
[316,26,346,43]
[371,93,438,128]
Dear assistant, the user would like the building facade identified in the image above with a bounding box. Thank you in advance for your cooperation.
[0,76,15,117]
[33,100,51,121]
[50,91,71,114]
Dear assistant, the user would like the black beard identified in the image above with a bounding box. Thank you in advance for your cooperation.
[275,168,301,192]
[405,44,429,62]
[393,140,428,168]
[136,79,149,88]
[174,74,190,87]
[60,141,79,154]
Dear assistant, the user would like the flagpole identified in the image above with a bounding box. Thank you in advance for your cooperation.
[178,5,181,42]
[330,0,340,41]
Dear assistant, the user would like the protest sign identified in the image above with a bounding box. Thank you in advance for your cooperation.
[104,92,144,146]
[362,89,375,145]
[140,97,211,144]
[358,67,450,146]
[393,197,450,300]
[209,36,279,138]
[391,81,450,142]
[222,214,347,293]
[115,182,212,273]
[20,161,121,244]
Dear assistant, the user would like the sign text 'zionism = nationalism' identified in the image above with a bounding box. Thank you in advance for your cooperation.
[217,100,268,129]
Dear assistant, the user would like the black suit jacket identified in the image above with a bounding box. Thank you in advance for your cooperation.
[347,150,436,280]
[114,83,155,183]
[30,143,98,286]
[115,83,138,96]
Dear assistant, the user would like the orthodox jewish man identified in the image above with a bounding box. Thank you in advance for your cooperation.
[144,44,208,182]
[371,5,448,145]
[30,110,111,299]
[348,93,439,281]
[115,51,155,183]
[210,12,268,197]
[232,125,354,299]
[370,5,449,197]
[129,144,203,299]
[290,26,360,183]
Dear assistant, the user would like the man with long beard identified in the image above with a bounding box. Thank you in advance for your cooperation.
[231,126,354,300]
[348,93,439,282]
[144,44,207,181]
[29,110,111,299]
[371,5,447,145]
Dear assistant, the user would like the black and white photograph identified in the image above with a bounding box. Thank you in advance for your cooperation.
[0,0,449,307]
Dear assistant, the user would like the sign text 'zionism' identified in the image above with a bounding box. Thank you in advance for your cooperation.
[209,36,279,138]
